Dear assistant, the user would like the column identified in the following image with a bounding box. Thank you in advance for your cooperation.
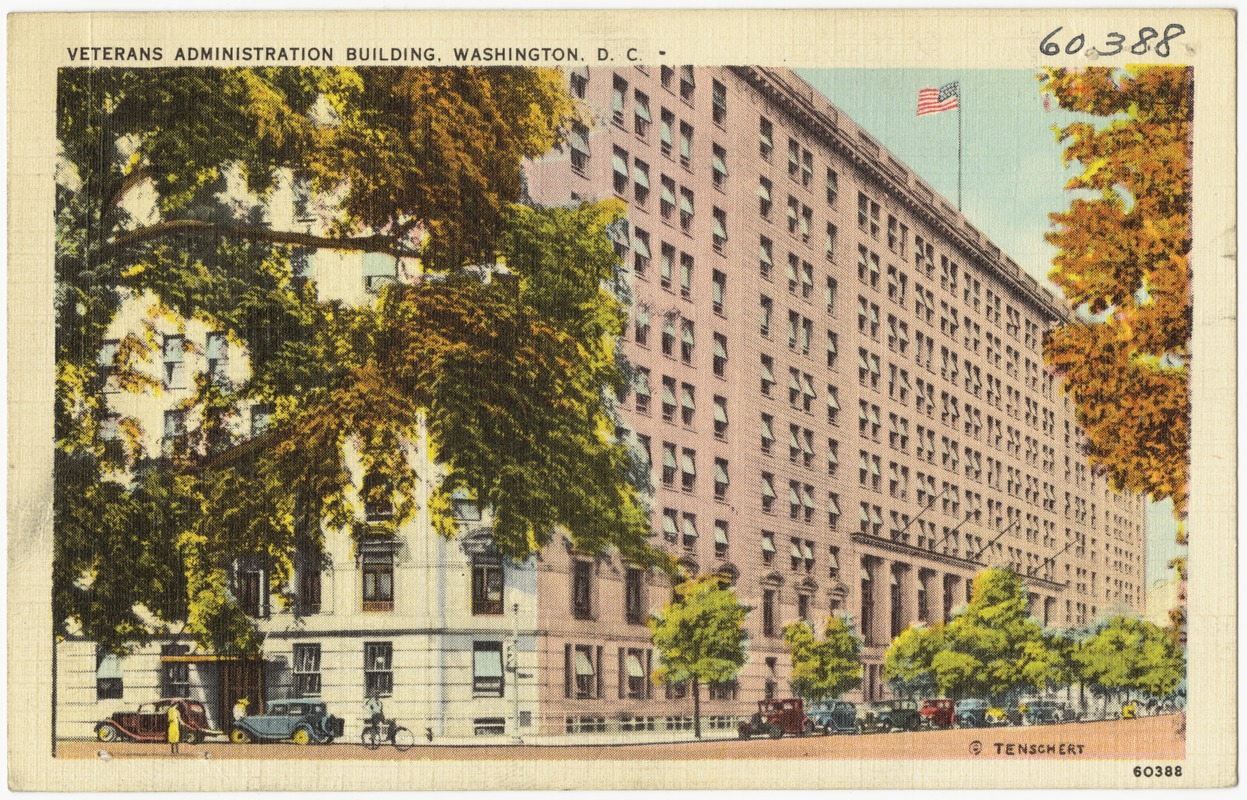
[898,563,920,634]
[872,557,892,647]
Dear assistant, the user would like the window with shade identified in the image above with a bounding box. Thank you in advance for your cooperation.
[472,552,504,615]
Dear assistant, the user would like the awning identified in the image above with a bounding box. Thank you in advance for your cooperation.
[760,417,773,441]
[661,182,676,205]
[860,505,871,523]
[871,507,884,525]
[790,429,801,450]
[681,386,695,409]
[787,203,798,222]
[761,534,776,553]
[870,459,881,476]
[801,541,814,560]
[715,461,729,484]
[827,391,839,411]
[634,96,651,122]
[712,278,724,305]
[633,234,650,258]
[826,333,837,354]
[869,357,880,376]
[660,119,673,146]
[759,242,773,266]
[633,370,650,394]
[713,337,727,359]
[803,375,816,397]
[683,516,698,540]
[567,128,589,155]
[713,402,727,424]
[680,135,692,161]
[680,65,695,84]
[712,153,728,176]
[663,447,677,469]
[829,548,840,569]
[799,215,810,236]
[633,164,650,189]
[679,193,694,215]
[761,477,776,498]
[760,128,773,150]
[801,437,814,456]
[663,513,678,536]
[714,524,728,545]
[789,486,801,505]
[613,153,629,178]
[757,181,771,202]
[575,650,595,676]
[760,361,775,384]
[712,215,727,239]
[827,495,841,516]
[682,325,695,347]
[662,383,676,405]
[627,654,645,678]
[97,653,122,679]
[663,317,676,337]
[681,453,696,475]
[613,87,625,114]
[791,542,802,558]
[858,352,869,370]
[869,407,880,425]
[827,446,838,465]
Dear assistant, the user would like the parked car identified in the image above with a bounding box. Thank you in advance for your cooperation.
[805,699,858,734]
[953,698,990,728]
[230,700,344,745]
[95,698,220,744]
[1020,698,1079,725]
[737,698,815,739]
[918,698,955,729]
[857,700,922,733]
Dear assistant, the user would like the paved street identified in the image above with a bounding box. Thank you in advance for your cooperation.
[60,713,1183,761]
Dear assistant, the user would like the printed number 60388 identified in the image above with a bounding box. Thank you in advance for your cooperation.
[1133,766,1182,778]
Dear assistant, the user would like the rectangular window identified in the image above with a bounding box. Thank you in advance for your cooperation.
[297,554,321,615]
[759,117,773,159]
[573,644,597,699]
[292,643,322,697]
[98,339,120,392]
[364,642,393,697]
[679,121,694,167]
[612,74,628,126]
[711,144,728,188]
[161,334,185,389]
[160,644,191,698]
[363,253,398,294]
[473,641,505,697]
[625,568,645,624]
[714,520,729,557]
[711,79,727,124]
[660,108,674,156]
[679,188,695,232]
[712,207,728,251]
[206,331,229,386]
[633,90,651,136]
[237,566,264,617]
[826,168,839,205]
[250,403,272,437]
[572,559,594,619]
[762,589,776,636]
[362,547,395,612]
[162,409,187,455]
[96,648,123,700]
[633,159,650,207]
[624,648,647,699]
[472,552,504,615]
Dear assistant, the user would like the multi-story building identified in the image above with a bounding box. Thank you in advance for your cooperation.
[56,65,1147,742]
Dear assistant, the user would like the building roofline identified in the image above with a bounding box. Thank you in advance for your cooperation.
[730,66,1069,324]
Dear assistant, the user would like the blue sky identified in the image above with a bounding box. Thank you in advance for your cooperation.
[795,68,1185,592]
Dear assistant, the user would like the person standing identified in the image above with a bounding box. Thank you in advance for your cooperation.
[166,703,183,755]
[232,697,249,726]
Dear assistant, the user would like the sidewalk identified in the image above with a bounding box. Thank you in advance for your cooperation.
[423,726,744,747]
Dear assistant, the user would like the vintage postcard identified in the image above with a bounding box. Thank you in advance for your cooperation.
[7,8,1236,791]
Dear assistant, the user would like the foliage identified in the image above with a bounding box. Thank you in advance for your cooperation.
[883,570,1063,701]
[54,66,655,653]
[883,623,944,700]
[1072,615,1185,702]
[649,574,749,738]
[1040,66,1192,520]
[784,615,863,701]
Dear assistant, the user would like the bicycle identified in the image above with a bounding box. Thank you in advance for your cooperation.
[360,717,415,751]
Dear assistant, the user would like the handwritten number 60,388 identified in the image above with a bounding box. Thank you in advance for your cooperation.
[1039,24,1185,57]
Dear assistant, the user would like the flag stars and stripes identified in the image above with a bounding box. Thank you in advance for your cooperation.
[917,81,960,116]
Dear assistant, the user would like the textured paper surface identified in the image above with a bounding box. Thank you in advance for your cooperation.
[8,8,1236,790]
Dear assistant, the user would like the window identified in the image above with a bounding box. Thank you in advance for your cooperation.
[661,65,674,89]
[662,442,677,486]
[363,253,398,294]
[759,236,774,279]
[250,403,271,436]
[570,69,587,99]
[711,144,728,188]
[206,331,229,386]
[472,552,504,615]
[787,195,800,235]
[679,65,695,101]
[713,395,728,438]
[762,589,777,636]
[712,207,728,251]
[758,176,773,217]
[826,168,839,205]
[569,123,590,173]
[826,276,838,313]
[661,312,675,354]
[362,471,393,522]
[633,159,650,207]
[680,382,696,426]
[759,117,773,159]
[798,593,811,620]
[711,79,727,124]
[712,332,727,377]
[787,138,800,179]
[612,74,628,126]
[625,568,646,624]
[761,472,776,513]
[679,188,694,232]
[292,643,322,697]
[362,547,394,612]
[680,319,695,363]
[162,409,187,455]
[661,376,677,421]
[235,564,265,617]
[828,493,841,531]
[612,146,630,195]
[762,530,776,564]
[473,641,504,697]
[634,367,651,414]
[297,553,322,615]
[633,305,651,347]
[571,644,599,699]
[679,121,694,167]
[161,334,185,389]
[760,354,775,396]
[681,448,696,492]
[800,206,813,243]
[714,458,730,501]
[364,642,393,697]
[96,648,123,700]
[633,90,651,136]
[826,385,840,424]
[760,414,775,454]
[826,330,839,369]
[711,270,726,314]
[825,222,838,262]
[624,648,649,699]
[98,339,120,391]
[662,508,679,543]
[660,108,675,156]
[714,520,729,557]
[682,512,698,548]
[572,559,594,619]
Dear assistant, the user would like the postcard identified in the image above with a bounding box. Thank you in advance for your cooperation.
[7,8,1236,791]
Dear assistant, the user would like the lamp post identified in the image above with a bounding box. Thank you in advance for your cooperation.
[509,601,522,743]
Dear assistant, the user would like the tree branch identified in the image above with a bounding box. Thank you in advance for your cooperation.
[107,220,420,258]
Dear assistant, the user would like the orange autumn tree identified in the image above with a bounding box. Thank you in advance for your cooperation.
[1040,66,1192,531]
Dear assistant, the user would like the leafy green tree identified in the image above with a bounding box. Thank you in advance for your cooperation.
[1040,66,1191,524]
[883,624,944,700]
[649,574,750,739]
[783,615,863,701]
[55,66,658,654]
[1072,615,1185,714]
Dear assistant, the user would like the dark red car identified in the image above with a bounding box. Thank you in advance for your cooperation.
[95,698,221,744]
[738,698,815,739]
[919,698,955,729]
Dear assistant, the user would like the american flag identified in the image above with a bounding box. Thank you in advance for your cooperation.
[917,81,959,116]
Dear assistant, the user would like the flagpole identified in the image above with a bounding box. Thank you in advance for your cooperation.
[956,89,963,211]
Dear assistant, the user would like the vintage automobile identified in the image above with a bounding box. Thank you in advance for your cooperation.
[230,700,345,745]
[737,698,816,739]
[918,698,955,729]
[856,700,922,733]
[95,698,221,744]
[953,698,991,728]
[1020,698,1079,725]
[805,699,858,734]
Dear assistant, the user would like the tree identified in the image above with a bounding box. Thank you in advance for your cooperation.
[1072,615,1185,715]
[883,624,944,700]
[649,574,750,739]
[55,66,660,654]
[783,615,863,701]
[1040,66,1192,523]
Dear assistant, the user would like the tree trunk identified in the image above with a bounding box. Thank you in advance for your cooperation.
[693,678,702,739]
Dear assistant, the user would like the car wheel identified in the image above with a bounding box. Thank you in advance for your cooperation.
[802,719,815,737]
[824,723,835,736]
[855,720,865,735]
[737,727,751,740]
[768,725,784,739]
[361,727,382,750]
[183,730,201,745]
[291,726,312,746]
[96,724,120,743]
[230,727,252,744]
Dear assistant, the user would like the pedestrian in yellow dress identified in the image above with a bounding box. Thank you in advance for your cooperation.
[167,703,183,755]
